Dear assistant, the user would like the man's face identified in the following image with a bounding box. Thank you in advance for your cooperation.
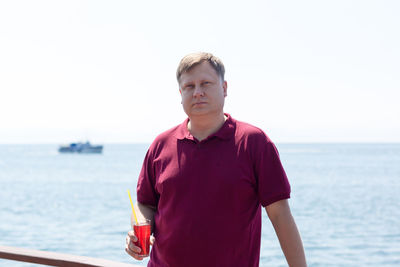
[179,61,227,119]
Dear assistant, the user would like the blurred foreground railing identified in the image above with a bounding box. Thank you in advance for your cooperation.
[0,245,140,267]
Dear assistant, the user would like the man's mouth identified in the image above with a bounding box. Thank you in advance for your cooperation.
[193,102,207,106]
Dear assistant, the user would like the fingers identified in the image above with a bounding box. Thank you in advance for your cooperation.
[125,230,155,260]
[127,230,137,242]
[125,232,144,260]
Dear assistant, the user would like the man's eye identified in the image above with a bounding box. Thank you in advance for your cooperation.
[184,85,194,90]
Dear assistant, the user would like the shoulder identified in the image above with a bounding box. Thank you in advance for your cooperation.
[230,117,280,160]
[147,123,183,156]
[154,124,182,143]
[233,118,272,144]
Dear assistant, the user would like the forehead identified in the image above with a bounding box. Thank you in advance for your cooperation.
[179,61,220,84]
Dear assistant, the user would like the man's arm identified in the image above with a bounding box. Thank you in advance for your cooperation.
[265,199,307,267]
[131,201,156,230]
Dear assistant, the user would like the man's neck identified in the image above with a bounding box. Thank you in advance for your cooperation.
[187,113,227,141]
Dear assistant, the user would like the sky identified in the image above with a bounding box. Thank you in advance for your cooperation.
[1,0,399,143]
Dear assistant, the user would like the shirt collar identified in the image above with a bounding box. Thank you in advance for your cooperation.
[175,113,235,142]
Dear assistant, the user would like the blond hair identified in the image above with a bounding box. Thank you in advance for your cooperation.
[176,52,225,82]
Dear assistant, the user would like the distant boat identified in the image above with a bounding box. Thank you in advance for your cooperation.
[58,141,103,154]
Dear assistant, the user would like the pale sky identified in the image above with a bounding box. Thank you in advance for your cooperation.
[1,0,399,143]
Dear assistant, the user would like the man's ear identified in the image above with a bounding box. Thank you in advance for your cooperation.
[223,81,228,97]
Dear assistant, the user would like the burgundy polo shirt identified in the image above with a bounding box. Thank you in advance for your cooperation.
[137,114,290,267]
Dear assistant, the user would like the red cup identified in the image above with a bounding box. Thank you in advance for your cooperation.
[133,219,151,257]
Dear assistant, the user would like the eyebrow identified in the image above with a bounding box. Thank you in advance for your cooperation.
[181,82,194,87]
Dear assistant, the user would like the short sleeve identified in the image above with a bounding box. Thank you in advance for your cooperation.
[136,148,159,207]
[254,138,291,207]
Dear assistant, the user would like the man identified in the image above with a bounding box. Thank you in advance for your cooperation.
[126,52,306,266]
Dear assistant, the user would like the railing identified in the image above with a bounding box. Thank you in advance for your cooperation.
[0,245,141,267]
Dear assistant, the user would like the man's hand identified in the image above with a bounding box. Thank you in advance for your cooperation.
[125,230,155,260]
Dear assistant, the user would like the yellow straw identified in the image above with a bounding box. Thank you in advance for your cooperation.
[127,189,138,225]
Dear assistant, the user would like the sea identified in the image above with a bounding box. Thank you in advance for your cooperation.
[0,143,399,267]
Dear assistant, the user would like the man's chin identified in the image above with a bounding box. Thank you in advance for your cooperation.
[187,110,209,117]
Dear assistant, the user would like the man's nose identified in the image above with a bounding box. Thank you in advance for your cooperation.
[193,85,205,97]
